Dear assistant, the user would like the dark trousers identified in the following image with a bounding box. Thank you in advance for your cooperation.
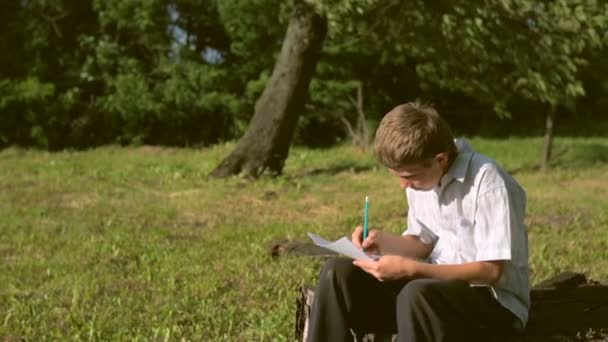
[307,258,519,342]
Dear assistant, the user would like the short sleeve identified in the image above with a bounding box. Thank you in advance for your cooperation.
[474,186,513,261]
[404,193,438,245]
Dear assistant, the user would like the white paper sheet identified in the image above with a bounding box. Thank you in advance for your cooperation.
[307,232,379,260]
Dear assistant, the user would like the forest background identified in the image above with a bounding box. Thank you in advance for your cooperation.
[2,0,607,153]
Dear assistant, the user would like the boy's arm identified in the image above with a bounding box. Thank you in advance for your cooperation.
[353,257,505,285]
[376,233,434,260]
[353,226,433,260]
[414,260,505,285]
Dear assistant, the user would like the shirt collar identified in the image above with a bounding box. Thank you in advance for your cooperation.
[440,138,474,186]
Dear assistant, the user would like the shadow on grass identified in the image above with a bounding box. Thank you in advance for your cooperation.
[508,163,540,175]
[290,164,375,178]
[287,141,608,178]
[552,143,608,169]
[509,143,608,175]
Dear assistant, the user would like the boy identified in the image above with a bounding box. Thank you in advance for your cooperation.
[307,102,529,342]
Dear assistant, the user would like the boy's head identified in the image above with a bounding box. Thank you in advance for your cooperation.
[375,102,457,191]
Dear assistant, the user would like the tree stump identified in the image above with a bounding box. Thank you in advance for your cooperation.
[295,272,608,341]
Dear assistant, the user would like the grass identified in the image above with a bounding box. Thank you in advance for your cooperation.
[1,137,607,340]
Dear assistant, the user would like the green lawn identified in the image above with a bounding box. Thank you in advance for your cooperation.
[1,137,607,341]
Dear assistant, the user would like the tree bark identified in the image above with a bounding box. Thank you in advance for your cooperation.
[541,104,556,172]
[210,0,327,178]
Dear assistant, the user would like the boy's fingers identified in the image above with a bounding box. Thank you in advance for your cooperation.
[361,230,376,248]
[353,259,378,276]
[352,225,363,248]
[353,259,370,269]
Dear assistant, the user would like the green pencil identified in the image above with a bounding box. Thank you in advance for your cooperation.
[363,196,369,240]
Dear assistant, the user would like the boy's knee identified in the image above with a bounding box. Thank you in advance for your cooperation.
[398,279,467,305]
[399,279,437,302]
[319,257,357,284]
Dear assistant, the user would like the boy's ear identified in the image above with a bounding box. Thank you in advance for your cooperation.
[435,152,449,167]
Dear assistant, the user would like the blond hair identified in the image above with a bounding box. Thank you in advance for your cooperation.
[375,102,457,169]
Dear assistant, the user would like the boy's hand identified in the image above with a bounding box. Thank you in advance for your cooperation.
[351,225,365,249]
[351,225,388,255]
[353,255,419,282]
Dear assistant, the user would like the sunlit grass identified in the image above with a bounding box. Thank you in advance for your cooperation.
[1,137,607,340]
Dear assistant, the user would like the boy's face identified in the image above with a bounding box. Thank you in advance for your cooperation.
[389,153,449,191]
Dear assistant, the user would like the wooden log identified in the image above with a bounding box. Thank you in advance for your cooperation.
[295,285,394,342]
[270,240,337,259]
[296,272,608,342]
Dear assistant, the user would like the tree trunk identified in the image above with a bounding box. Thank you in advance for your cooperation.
[540,105,556,172]
[210,0,327,178]
[341,82,371,151]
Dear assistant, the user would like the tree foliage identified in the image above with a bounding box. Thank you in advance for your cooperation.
[0,0,607,150]
[342,0,608,115]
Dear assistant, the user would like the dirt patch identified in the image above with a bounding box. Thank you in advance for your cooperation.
[577,175,608,196]
[168,189,205,198]
[177,209,209,229]
[61,193,98,209]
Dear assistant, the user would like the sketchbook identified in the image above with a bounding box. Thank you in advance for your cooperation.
[307,232,379,260]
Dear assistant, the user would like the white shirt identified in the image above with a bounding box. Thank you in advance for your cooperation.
[403,139,530,327]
